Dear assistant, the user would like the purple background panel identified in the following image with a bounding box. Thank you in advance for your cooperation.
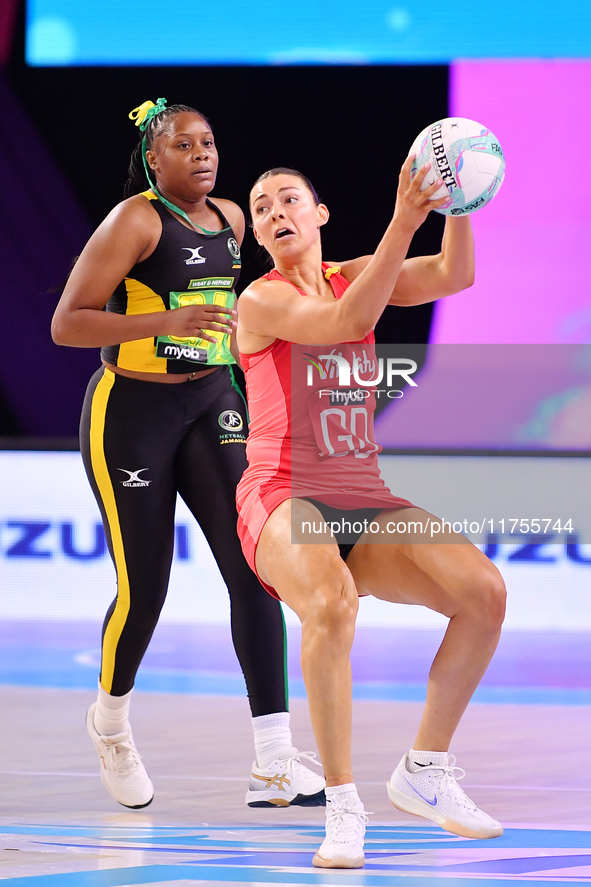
[0,72,97,437]
[431,61,591,345]
[375,345,591,450]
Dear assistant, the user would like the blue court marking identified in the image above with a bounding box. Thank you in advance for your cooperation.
[1,824,590,885]
[1,822,588,849]
[3,658,591,705]
[2,622,591,705]
[31,842,591,874]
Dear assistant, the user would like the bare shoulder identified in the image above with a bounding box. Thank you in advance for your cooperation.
[240,276,295,308]
[210,196,242,218]
[99,193,160,238]
[209,197,245,241]
[338,255,372,282]
[76,193,161,270]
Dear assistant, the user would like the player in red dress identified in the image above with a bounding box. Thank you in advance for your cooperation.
[236,159,506,868]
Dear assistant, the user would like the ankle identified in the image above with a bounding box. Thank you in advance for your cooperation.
[407,748,448,772]
[252,712,294,768]
[93,684,132,736]
[325,783,363,809]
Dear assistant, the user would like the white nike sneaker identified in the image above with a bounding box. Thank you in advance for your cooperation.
[86,703,154,809]
[246,750,325,807]
[387,753,503,839]
[313,796,368,868]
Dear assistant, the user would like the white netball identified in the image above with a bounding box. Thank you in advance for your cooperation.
[409,117,505,215]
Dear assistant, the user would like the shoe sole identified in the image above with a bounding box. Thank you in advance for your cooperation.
[386,781,503,840]
[86,704,155,810]
[246,789,326,808]
[313,852,365,868]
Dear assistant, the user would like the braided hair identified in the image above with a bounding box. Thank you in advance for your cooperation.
[124,104,211,199]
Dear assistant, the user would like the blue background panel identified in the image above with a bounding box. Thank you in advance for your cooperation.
[26,0,591,66]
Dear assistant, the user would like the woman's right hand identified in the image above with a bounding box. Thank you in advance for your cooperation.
[393,154,451,234]
[162,304,237,344]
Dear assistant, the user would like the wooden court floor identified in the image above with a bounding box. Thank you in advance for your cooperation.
[1,686,590,884]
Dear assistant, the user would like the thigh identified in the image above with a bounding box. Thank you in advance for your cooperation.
[175,377,248,549]
[256,499,359,621]
[80,369,179,592]
[347,507,505,619]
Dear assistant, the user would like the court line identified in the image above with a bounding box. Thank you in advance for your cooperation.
[0,771,588,792]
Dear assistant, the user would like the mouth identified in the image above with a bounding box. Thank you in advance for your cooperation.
[274,227,295,240]
[192,167,212,176]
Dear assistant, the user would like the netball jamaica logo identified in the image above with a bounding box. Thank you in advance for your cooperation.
[227,237,241,264]
[218,409,246,445]
[218,410,243,431]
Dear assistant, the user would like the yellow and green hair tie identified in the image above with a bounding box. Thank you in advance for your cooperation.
[128,97,168,132]
[127,97,230,236]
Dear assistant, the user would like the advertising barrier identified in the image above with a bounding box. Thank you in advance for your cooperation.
[1,450,589,630]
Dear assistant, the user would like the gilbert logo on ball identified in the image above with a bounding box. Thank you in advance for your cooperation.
[409,117,505,215]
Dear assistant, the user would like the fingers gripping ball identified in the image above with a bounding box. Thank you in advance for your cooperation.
[409,117,505,216]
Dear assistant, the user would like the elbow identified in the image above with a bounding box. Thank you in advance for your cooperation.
[51,315,74,347]
[356,321,375,340]
[459,272,475,292]
[340,320,373,342]
[51,320,64,346]
[460,255,476,290]
[463,264,475,289]
[448,267,475,295]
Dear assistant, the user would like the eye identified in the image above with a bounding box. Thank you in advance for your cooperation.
[284,195,298,204]
[204,138,214,147]
[255,204,268,215]
[177,141,191,149]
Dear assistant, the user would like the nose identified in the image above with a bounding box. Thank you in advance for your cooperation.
[271,202,285,221]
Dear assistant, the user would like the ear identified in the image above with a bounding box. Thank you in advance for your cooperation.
[145,148,158,172]
[317,203,330,228]
[252,224,263,245]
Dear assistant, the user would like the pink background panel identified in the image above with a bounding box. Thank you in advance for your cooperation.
[431,61,591,345]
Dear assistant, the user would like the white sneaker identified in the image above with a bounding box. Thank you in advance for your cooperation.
[246,751,325,807]
[313,796,368,868]
[387,753,503,839]
[86,703,154,809]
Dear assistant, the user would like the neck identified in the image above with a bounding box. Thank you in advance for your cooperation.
[153,184,211,219]
[273,241,329,297]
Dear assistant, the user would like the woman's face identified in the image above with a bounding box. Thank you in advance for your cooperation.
[250,174,328,260]
[145,112,218,199]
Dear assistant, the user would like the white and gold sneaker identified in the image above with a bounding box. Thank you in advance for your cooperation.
[246,750,325,807]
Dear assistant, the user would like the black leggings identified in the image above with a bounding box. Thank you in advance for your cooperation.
[79,365,288,715]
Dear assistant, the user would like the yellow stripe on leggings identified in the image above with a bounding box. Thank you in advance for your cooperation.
[89,369,130,693]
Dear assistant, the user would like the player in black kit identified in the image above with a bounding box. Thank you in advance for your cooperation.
[51,99,324,810]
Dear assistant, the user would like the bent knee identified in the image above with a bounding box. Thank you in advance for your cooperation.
[470,570,506,630]
[302,576,359,635]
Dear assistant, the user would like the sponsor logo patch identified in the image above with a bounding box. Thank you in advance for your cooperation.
[117,468,151,487]
[227,237,241,260]
[218,410,244,431]
[182,246,207,265]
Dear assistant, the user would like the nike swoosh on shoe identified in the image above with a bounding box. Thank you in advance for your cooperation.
[403,775,438,807]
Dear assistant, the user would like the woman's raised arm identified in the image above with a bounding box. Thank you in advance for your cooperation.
[239,157,448,347]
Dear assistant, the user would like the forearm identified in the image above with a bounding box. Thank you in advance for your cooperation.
[389,216,475,306]
[439,215,474,290]
[51,307,167,348]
